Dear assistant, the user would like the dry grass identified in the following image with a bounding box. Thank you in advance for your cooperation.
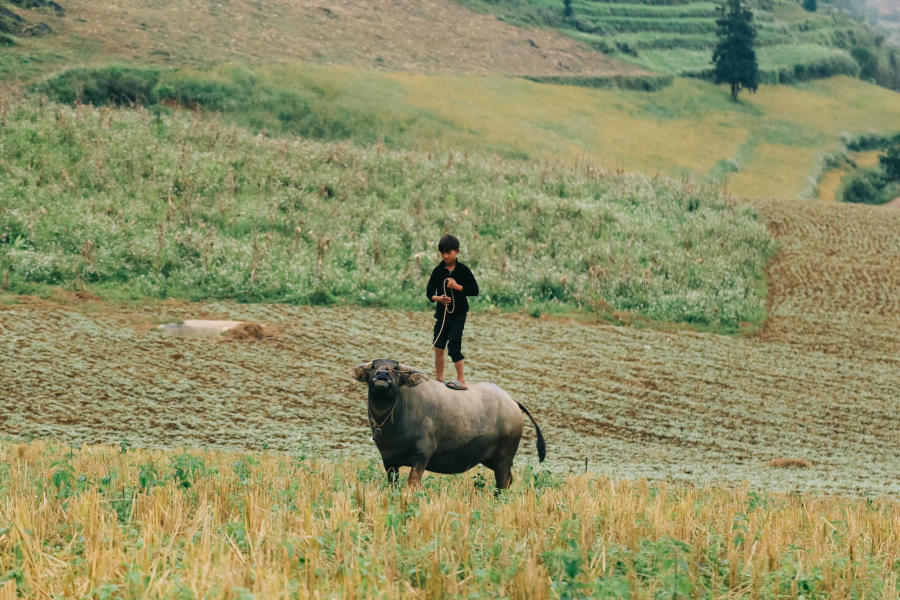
[0,440,896,599]
[17,0,645,78]
[382,75,900,198]
[9,22,900,199]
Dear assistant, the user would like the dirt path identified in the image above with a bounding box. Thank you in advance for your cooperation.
[1,200,898,496]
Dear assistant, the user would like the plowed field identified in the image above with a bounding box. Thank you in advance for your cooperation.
[1,198,898,496]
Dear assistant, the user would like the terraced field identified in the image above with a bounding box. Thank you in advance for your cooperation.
[464,0,864,80]
[2,198,898,497]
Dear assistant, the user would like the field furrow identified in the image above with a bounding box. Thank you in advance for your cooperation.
[2,197,898,496]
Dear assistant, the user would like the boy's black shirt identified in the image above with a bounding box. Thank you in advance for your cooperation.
[426,261,479,318]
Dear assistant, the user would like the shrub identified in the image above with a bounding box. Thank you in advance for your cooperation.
[33,66,161,106]
[842,131,900,152]
[879,143,900,181]
[157,77,244,111]
[525,73,674,91]
[839,171,879,204]
[851,45,878,80]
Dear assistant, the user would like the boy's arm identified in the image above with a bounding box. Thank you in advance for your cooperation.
[425,269,440,302]
[461,265,479,297]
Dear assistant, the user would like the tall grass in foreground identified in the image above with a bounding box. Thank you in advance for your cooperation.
[0,98,775,332]
[0,441,896,599]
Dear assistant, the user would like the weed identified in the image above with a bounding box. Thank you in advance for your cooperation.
[137,462,160,492]
[170,453,208,489]
[1,440,898,598]
[0,97,779,332]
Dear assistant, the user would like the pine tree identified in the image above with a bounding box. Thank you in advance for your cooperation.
[803,0,817,12]
[712,0,759,102]
[880,143,900,182]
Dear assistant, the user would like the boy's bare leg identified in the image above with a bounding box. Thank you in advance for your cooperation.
[433,348,445,382]
[454,359,465,386]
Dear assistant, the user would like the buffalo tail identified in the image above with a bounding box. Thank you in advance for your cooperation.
[516,401,546,462]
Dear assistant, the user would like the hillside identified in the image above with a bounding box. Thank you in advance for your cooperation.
[829,0,900,45]
[14,64,900,200]
[460,0,900,89]
[1,3,899,596]
[0,98,775,333]
[3,0,900,201]
[0,0,647,82]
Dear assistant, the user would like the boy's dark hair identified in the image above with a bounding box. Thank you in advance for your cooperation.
[438,234,460,253]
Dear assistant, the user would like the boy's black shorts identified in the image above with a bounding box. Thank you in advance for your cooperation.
[433,314,466,363]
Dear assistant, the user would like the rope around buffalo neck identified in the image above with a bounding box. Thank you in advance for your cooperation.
[368,397,398,430]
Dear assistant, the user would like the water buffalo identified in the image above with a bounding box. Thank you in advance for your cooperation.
[350,359,546,489]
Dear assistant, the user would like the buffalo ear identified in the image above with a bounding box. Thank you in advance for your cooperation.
[406,372,428,387]
[397,363,427,387]
[350,362,372,382]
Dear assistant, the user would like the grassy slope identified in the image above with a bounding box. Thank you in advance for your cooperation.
[3,1,900,199]
[22,61,900,199]
[815,149,882,201]
[0,97,775,332]
[458,0,870,77]
[0,0,647,81]
[830,0,900,45]
[385,72,900,198]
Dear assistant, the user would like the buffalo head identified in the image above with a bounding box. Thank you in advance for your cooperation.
[350,359,427,390]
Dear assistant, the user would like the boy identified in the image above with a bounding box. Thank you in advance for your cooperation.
[426,234,479,390]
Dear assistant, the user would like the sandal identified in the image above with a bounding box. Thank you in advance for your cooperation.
[445,380,468,391]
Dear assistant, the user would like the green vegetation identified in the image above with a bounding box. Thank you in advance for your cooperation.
[1,440,897,599]
[712,0,760,101]
[810,131,900,203]
[30,64,410,146]
[457,0,900,90]
[837,135,900,204]
[24,62,900,202]
[827,0,900,47]
[0,97,774,332]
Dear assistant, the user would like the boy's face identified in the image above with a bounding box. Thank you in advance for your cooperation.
[440,249,459,266]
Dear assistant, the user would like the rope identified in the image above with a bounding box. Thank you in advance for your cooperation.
[368,398,398,430]
[429,277,455,359]
[367,365,418,435]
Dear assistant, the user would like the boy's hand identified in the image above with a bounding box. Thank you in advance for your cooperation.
[446,278,463,292]
[437,295,452,305]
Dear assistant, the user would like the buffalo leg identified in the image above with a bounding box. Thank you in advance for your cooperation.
[493,462,513,490]
[384,464,399,484]
[407,464,425,488]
